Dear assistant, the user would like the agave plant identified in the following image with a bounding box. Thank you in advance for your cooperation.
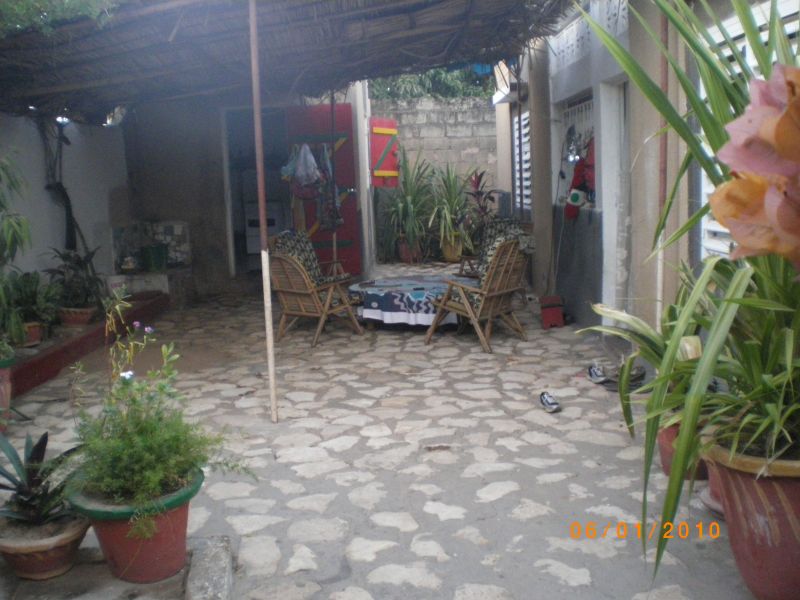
[583,0,800,570]
[0,432,79,526]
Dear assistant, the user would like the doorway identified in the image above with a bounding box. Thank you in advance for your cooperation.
[222,104,362,277]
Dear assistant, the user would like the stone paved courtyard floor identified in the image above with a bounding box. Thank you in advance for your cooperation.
[3,264,752,599]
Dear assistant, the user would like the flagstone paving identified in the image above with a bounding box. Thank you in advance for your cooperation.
[4,264,752,599]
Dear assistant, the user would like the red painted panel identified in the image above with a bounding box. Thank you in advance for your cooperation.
[285,104,361,275]
[369,116,399,188]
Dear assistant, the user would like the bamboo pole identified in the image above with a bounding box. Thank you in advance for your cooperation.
[249,0,279,423]
[330,89,338,268]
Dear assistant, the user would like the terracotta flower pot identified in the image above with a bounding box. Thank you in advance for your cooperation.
[699,461,725,518]
[704,444,800,600]
[67,469,203,583]
[0,516,89,580]
[441,237,463,263]
[23,322,43,347]
[397,239,421,264]
[656,423,708,480]
[58,307,97,327]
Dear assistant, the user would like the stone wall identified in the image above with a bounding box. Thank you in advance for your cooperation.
[370,97,498,185]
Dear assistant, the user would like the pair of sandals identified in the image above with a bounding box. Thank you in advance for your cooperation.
[587,363,645,392]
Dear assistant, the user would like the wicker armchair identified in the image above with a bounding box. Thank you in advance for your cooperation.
[426,237,527,353]
[270,253,363,347]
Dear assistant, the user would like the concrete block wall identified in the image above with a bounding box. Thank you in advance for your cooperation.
[370,97,498,185]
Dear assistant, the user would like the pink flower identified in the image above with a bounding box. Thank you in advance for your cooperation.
[711,65,800,271]
[718,65,800,178]
[132,321,141,329]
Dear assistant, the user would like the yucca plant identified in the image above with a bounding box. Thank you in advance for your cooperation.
[583,0,800,572]
[429,164,473,254]
[387,147,433,252]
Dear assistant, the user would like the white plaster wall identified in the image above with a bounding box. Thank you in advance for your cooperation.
[0,113,127,275]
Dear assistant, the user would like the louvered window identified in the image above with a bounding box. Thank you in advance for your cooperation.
[512,110,531,212]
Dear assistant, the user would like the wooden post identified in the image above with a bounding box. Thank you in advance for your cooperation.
[248,0,279,423]
[330,89,338,268]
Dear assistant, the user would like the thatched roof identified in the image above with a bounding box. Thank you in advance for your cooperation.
[0,0,566,123]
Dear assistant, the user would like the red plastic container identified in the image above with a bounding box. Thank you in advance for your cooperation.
[540,295,565,329]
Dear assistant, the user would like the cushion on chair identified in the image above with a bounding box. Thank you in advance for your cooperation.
[477,235,518,288]
[474,218,523,279]
[274,230,350,285]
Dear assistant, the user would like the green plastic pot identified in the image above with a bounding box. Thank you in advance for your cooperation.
[141,244,169,272]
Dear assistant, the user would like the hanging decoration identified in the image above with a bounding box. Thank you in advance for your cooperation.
[565,136,595,221]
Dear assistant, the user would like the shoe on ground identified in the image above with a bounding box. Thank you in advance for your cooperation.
[539,391,562,414]
[587,364,609,384]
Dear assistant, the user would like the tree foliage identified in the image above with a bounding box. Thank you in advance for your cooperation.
[0,0,119,38]
[370,67,493,100]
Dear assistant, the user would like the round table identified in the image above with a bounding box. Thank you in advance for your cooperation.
[349,275,473,326]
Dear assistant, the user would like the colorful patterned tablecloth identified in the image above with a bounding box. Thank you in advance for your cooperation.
[349,275,473,326]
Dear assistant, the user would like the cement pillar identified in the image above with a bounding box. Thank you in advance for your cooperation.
[528,41,554,296]
[628,0,688,325]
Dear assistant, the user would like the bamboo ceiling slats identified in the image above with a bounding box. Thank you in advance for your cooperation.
[0,0,566,123]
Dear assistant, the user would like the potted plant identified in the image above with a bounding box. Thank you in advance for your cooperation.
[388,148,432,263]
[0,339,13,432]
[46,248,106,326]
[0,432,88,580]
[429,164,473,262]
[8,271,61,346]
[586,3,799,598]
[66,296,237,583]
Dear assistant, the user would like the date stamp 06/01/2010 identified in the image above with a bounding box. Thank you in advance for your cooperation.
[569,520,722,541]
